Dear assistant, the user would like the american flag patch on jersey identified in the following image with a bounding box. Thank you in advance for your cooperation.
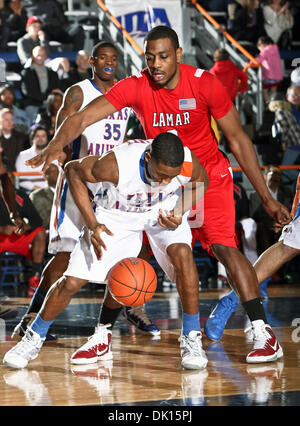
[179,98,196,110]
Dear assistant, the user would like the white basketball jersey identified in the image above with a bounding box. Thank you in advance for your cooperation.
[70,79,131,160]
[96,139,193,216]
[48,79,131,254]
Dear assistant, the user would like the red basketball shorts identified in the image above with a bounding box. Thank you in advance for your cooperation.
[142,151,237,257]
[0,226,45,260]
[192,150,237,257]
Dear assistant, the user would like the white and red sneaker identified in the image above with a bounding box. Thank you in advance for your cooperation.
[246,320,283,363]
[71,324,113,365]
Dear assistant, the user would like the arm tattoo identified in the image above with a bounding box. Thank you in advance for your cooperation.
[56,86,83,129]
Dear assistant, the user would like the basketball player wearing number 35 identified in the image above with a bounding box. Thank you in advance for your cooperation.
[3,132,210,370]
[24,25,290,363]
[11,41,160,342]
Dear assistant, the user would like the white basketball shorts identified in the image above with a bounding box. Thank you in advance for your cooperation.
[64,207,192,283]
[279,214,300,250]
[48,169,101,255]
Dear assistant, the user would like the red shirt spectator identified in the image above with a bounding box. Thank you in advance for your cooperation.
[209,48,248,102]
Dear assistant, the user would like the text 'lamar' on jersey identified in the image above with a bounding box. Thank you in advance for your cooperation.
[152,112,190,127]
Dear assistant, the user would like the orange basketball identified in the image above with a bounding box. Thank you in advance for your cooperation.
[107,257,157,307]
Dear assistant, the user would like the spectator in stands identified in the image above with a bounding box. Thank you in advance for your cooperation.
[0,147,25,318]
[20,45,60,124]
[0,156,47,298]
[29,162,59,230]
[15,124,48,193]
[46,57,76,92]
[0,144,25,233]
[268,88,300,150]
[286,85,300,123]
[17,15,50,66]
[255,35,283,103]
[227,1,246,28]
[0,0,27,49]
[291,0,300,42]
[250,165,293,255]
[22,0,84,51]
[291,66,300,87]
[232,0,266,46]
[0,107,28,166]
[270,86,300,185]
[209,48,248,102]
[0,84,31,134]
[67,50,92,84]
[263,0,294,47]
[35,90,63,136]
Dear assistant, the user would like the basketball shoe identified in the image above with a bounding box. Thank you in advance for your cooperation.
[121,305,161,336]
[71,324,113,365]
[179,330,208,370]
[3,328,45,369]
[246,320,283,363]
[204,291,240,341]
[11,312,56,342]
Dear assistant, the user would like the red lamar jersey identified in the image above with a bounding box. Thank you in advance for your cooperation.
[104,63,233,162]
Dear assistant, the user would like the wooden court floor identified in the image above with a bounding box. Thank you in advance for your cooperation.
[0,283,300,407]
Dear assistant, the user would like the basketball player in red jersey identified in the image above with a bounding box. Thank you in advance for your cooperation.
[26,26,291,363]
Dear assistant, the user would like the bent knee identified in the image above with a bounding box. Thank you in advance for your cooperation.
[63,275,85,294]
[211,243,237,259]
[167,243,193,268]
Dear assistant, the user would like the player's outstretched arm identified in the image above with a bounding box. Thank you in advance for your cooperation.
[65,152,118,259]
[55,85,84,130]
[26,95,118,172]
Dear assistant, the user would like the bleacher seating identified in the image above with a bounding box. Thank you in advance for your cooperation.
[0,252,25,289]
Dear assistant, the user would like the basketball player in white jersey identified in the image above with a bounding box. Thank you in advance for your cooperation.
[12,41,160,341]
[3,133,210,370]
[204,173,300,343]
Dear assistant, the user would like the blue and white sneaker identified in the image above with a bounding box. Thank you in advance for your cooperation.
[204,291,240,341]
[122,305,161,336]
[11,312,56,342]
[3,328,45,369]
[179,330,208,370]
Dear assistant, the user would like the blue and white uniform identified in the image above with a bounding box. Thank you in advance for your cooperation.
[65,140,194,283]
[48,79,131,254]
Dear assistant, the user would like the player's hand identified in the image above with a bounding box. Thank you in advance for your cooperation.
[9,213,26,235]
[262,198,291,226]
[157,209,182,229]
[89,223,114,260]
[25,145,66,172]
